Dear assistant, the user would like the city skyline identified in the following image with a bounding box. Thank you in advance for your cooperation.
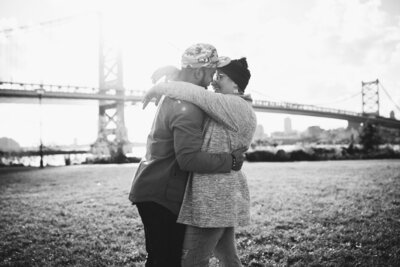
[1,108,356,149]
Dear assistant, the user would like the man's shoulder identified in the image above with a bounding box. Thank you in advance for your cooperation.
[164,97,203,114]
[161,97,204,125]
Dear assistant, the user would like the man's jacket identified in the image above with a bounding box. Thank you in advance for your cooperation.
[129,97,232,215]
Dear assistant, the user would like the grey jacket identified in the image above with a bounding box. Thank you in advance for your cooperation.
[129,96,232,215]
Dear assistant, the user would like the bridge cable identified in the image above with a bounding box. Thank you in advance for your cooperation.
[249,89,277,101]
[379,82,400,112]
[311,91,361,106]
[0,12,92,35]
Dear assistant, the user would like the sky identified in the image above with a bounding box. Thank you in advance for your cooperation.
[0,0,400,147]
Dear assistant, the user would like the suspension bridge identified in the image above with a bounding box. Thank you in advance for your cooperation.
[1,13,400,160]
[1,80,399,130]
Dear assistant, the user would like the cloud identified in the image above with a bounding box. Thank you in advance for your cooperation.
[244,0,400,114]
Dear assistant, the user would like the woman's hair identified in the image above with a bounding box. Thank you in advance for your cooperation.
[218,57,251,92]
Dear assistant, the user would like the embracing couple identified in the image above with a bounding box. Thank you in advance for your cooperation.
[129,43,257,267]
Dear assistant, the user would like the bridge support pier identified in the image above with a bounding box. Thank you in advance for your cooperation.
[347,120,361,130]
[91,101,132,159]
[91,14,131,161]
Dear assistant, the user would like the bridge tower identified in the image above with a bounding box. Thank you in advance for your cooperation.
[91,14,131,159]
[362,79,380,116]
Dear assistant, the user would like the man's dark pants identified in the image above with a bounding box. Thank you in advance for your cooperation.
[136,202,185,267]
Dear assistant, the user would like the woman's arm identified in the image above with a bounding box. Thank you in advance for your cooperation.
[148,81,244,132]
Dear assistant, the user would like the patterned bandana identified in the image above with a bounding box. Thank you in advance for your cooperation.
[181,43,226,68]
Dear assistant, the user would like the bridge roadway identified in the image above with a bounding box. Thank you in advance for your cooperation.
[1,81,400,129]
[252,100,400,129]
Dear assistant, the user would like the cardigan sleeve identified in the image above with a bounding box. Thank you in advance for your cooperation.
[169,100,232,173]
[152,81,242,132]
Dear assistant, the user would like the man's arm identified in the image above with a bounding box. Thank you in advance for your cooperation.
[170,100,241,173]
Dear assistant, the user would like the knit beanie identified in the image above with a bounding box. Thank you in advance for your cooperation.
[219,57,251,91]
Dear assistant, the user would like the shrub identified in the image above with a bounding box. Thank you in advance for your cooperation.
[246,150,276,162]
[359,122,382,151]
[289,150,316,161]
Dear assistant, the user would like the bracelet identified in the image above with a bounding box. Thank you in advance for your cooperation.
[232,155,237,169]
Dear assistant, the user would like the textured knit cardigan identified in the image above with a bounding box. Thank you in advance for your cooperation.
[152,81,257,227]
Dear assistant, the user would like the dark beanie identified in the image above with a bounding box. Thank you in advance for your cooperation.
[219,57,251,91]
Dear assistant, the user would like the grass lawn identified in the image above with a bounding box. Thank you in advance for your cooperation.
[1,160,399,266]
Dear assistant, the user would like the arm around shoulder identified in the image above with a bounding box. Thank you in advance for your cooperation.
[153,81,241,132]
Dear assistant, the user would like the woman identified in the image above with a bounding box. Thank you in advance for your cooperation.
[144,57,257,266]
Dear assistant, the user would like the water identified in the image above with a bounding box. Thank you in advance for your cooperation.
[1,146,147,167]
[1,153,91,167]
[3,144,399,167]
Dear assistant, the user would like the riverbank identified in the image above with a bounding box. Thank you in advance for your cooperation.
[246,144,400,162]
[1,144,400,167]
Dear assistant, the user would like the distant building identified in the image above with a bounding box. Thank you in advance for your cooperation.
[301,126,358,144]
[0,137,21,152]
[284,117,292,133]
[253,124,268,141]
[270,118,300,144]
[304,126,323,139]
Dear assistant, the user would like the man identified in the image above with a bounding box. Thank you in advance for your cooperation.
[129,43,245,267]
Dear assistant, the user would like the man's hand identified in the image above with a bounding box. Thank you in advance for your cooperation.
[151,65,180,84]
[144,65,180,109]
[142,86,164,109]
[231,147,248,171]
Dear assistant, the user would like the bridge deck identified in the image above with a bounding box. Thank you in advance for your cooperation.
[1,82,400,129]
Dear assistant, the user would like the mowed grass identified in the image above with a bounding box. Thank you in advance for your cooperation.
[0,160,399,267]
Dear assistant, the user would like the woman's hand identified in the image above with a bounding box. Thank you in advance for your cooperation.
[142,86,163,109]
[151,65,180,84]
